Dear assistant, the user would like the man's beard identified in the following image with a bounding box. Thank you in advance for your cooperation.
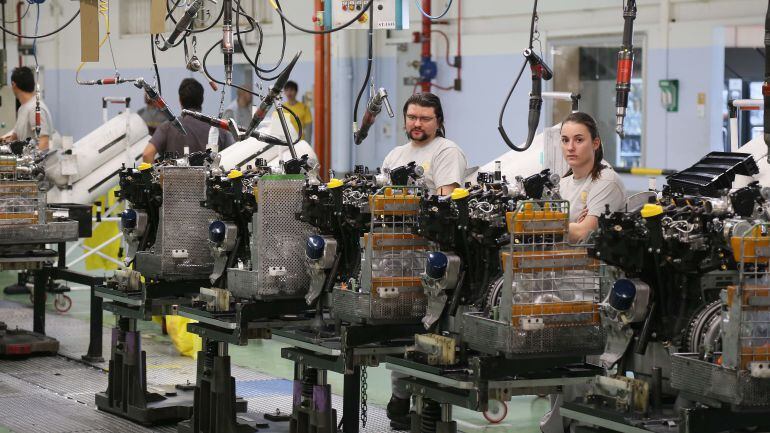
[407,128,429,142]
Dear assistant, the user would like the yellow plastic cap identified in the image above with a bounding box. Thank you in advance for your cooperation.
[138,162,152,171]
[640,203,663,218]
[327,178,344,189]
[227,169,243,179]
[450,188,470,200]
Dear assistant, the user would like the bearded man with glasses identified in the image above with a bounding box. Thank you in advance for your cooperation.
[381,92,467,196]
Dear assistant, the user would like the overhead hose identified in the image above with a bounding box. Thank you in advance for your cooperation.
[353,1,375,136]
[497,0,548,153]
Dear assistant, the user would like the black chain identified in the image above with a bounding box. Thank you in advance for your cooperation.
[360,366,368,428]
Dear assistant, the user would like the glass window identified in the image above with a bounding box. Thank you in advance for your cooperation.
[549,36,644,168]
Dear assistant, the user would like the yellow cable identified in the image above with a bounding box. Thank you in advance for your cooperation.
[75,0,113,84]
[269,0,279,10]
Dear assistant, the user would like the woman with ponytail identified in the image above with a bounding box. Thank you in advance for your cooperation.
[559,112,627,243]
[539,112,628,432]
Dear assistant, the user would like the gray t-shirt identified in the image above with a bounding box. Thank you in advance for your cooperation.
[13,98,54,141]
[381,136,467,194]
[150,113,235,158]
[560,165,627,222]
[223,100,253,130]
[137,105,168,136]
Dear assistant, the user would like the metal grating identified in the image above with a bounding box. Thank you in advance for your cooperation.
[0,180,39,225]
[0,221,79,245]
[137,166,216,279]
[251,176,314,299]
[671,353,770,408]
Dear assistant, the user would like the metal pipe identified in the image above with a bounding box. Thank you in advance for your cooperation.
[314,0,326,175]
[324,33,331,180]
[728,99,764,151]
[420,0,432,92]
[732,99,764,109]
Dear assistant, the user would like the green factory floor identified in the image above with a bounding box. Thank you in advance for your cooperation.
[0,269,549,433]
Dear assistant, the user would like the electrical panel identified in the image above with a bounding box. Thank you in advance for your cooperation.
[323,0,409,30]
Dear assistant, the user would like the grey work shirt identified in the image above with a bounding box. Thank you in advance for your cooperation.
[13,98,54,141]
[559,165,627,222]
[150,113,235,158]
[223,100,253,130]
[137,105,168,135]
[381,136,467,194]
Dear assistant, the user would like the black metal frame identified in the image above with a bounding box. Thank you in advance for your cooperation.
[4,242,106,360]
[94,280,205,425]
[274,323,423,433]
[177,299,311,433]
[386,355,603,433]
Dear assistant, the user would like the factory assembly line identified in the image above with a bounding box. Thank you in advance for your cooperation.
[1,1,770,433]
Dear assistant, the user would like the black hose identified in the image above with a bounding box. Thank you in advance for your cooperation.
[496,59,528,151]
[282,105,303,145]
[497,0,542,153]
[528,0,538,47]
[0,9,79,39]
[165,0,184,23]
[202,38,259,96]
[150,35,162,95]
[353,1,375,131]
[239,0,287,77]
[191,1,225,33]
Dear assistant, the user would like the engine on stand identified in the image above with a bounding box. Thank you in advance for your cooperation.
[298,164,379,311]
[560,152,770,433]
[202,157,272,288]
[270,163,436,433]
[413,166,562,348]
[174,149,321,433]
[383,164,606,433]
[93,153,220,426]
[0,140,79,356]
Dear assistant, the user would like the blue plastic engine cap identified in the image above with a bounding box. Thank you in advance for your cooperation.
[426,251,448,279]
[209,221,227,244]
[306,235,325,260]
[121,209,137,229]
[609,279,637,311]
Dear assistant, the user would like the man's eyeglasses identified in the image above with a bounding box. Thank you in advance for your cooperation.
[406,115,436,123]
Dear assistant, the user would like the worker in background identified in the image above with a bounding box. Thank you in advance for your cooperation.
[1,66,54,151]
[137,93,168,136]
[558,111,626,243]
[223,87,253,130]
[142,78,235,163]
[283,80,312,143]
[540,111,626,433]
[384,92,467,431]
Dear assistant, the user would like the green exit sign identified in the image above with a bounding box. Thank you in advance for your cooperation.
[659,79,679,112]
